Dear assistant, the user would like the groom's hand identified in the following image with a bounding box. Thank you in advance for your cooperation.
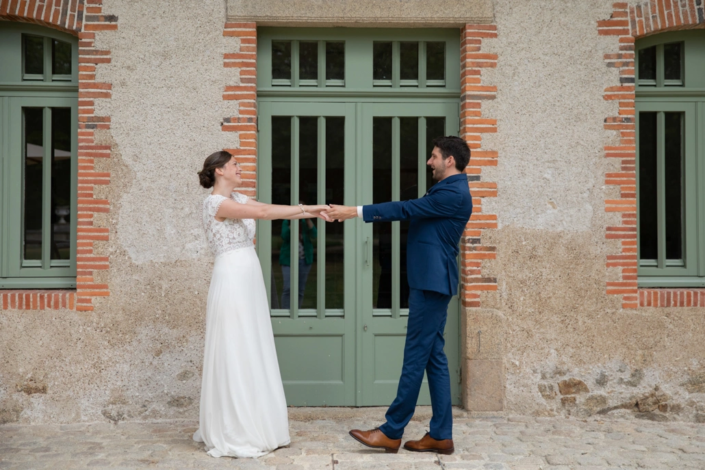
[325,204,358,222]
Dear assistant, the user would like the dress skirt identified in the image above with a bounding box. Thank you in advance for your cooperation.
[193,246,291,458]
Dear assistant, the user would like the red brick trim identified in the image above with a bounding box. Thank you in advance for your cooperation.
[599,1,704,309]
[639,289,705,307]
[222,22,257,198]
[1,0,117,312]
[460,24,499,308]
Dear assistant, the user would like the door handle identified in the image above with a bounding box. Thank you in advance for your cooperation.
[364,237,371,267]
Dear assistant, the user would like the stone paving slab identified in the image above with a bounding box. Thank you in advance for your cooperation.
[1,407,705,469]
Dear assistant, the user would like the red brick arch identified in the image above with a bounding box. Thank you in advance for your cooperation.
[598,1,705,309]
[0,0,117,312]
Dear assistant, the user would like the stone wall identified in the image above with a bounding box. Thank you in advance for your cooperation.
[1,0,704,425]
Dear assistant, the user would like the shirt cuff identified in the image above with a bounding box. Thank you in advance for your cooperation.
[357,206,363,218]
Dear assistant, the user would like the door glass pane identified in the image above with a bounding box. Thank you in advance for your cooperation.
[664,112,683,260]
[373,42,392,82]
[400,42,418,82]
[664,43,682,82]
[52,39,72,76]
[638,46,656,82]
[299,42,318,81]
[272,41,292,81]
[299,117,318,309]
[24,108,44,260]
[425,118,445,192]
[271,117,291,308]
[23,35,44,76]
[426,42,445,82]
[638,112,658,260]
[325,117,345,309]
[372,118,392,308]
[51,108,72,260]
[326,42,345,82]
[399,118,418,308]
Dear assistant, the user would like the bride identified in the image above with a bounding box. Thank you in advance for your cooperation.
[193,150,329,458]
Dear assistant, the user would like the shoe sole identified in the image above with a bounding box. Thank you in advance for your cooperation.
[348,431,400,454]
[403,446,455,455]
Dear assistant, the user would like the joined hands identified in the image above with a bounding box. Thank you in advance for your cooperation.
[322,204,357,222]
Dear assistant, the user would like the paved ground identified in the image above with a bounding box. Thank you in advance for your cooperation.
[1,407,705,469]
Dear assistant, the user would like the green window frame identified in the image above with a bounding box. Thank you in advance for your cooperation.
[636,31,705,287]
[0,23,79,289]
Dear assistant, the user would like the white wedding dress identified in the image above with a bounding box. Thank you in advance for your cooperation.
[193,192,291,458]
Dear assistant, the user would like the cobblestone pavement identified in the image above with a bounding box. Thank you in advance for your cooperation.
[1,407,705,469]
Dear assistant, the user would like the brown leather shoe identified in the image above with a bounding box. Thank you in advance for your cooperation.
[404,432,454,455]
[349,428,401,453]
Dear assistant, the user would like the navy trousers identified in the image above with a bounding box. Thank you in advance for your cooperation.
[379,288,453,441]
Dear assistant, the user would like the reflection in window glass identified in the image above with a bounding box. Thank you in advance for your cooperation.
[664,112,683,260]
[399,118,418,308]
[426,42,445,82]
[297,117,318,309]
[299,42,318,81]
[638,112,658,260]
[425,118,445,193]
[638,46,656,82]
[24,108,44,260]
[664,43,682,82]
[272,41,292,81]
[372,118,392,308]
[326,42,345,81]
[24,35,44,76]
[52,39,72,76]
[51,108,72,260]
[325,118,345,309]
[400,42,418,81]
[373,42,393,81]
[271,117,291,308]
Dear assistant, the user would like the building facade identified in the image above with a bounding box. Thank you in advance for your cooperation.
[1,0,704,424]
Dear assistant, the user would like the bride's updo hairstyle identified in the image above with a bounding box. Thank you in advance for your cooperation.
[198,150,233,189]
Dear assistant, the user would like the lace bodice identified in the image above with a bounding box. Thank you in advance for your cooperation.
[203,192,256,256]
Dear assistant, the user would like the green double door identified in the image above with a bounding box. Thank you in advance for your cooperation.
[257,100,460,406]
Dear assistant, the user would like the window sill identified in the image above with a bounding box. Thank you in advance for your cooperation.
[638,288,705,308]
[1,290,76,310]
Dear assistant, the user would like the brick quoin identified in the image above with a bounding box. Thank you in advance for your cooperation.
[222,22,257,199]
[598,0,704,309]
[460,24,499,309]
[0,0,117,312]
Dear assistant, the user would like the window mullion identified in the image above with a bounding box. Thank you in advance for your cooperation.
[318,41,326,88]
[698,101,705,278]
[317,116,326,318]
[43,37,52,83]
[391,116,400,318]
[417,117,427,198]
[656,44,664,88]
[657,111,666,269]
[41,106,52,269]
[419,42,427,89]
[292,40,300,88]
[290,116,300,319]
[392,42,400,88]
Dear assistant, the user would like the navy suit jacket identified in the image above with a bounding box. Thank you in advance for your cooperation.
[362,173,473,296]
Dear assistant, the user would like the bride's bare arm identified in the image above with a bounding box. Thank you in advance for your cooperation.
[215,197,329,221]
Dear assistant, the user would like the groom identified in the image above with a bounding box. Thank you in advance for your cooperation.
[325,136,473,455]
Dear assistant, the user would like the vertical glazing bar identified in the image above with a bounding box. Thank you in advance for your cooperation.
[698,102,705,277]
[43,37,51,83]
[635,109,641,264]
[41,107,51,269]
[317,116,326,319]
[391,117,400,318]
[318,41,326,88]
[392,42,400,88]
[291,116,300,319]
[292,41,300,88]
[418,117,427,198]
[70,103,78,269]
[656,44,664,88]
[656,111,666,270]
[419,42,427,88]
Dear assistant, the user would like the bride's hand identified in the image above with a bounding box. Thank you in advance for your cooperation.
[305,205,332,222]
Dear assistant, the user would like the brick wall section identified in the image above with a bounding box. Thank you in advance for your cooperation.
[222,22,258,198]
[459,24,499,309]
[0,0,117,311]
[598,0,704,309]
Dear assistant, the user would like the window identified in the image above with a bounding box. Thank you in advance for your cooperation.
[636,31,705,287]
[0,24,78,288]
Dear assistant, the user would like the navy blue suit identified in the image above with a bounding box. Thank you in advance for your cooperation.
[362,173,472,440]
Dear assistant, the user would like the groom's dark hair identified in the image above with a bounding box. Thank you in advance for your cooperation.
[432,136,470,172]
[198,150,233,188]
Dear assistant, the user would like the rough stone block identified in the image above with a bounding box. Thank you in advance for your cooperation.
[465,359,504,412]
[558,378,589,395]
